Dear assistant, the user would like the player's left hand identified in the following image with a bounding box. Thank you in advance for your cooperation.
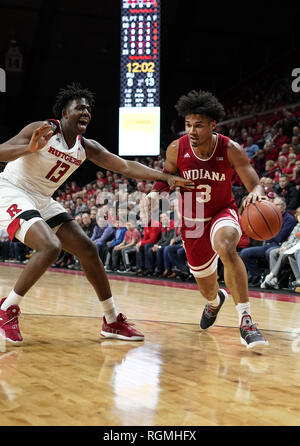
[167,175,195,190]
[28,122,53,153]
[243,192,267,207]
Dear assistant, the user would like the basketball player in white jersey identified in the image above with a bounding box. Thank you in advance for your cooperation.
[0,83,194,345]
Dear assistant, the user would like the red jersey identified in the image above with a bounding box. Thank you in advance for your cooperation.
[177,133,237,234]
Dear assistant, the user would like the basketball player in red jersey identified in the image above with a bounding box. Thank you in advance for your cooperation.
[151,90,269,349]
[0,84,194,345]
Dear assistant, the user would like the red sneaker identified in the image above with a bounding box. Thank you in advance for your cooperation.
[101,313,144,341]
[0,298,23,345]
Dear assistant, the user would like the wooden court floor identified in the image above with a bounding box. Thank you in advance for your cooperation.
[0,263,300,427]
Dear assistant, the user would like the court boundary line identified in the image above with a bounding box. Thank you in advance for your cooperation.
[18,313,296,335]
[1,262,300,304]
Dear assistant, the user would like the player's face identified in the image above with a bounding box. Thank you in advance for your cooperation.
[63,98,92,135]
[185,114,216,148]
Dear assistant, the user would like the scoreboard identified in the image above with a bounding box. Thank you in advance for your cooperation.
[118,0,161,156]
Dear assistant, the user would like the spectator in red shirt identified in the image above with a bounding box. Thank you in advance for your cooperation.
[278,143,290,159]
[135,216,161,276]
[273,127,289,148]
[262,159,277,179]
[114,221,141,273]
[274,156,288,183]
[70,180,81,195]
[96,170,107,186]
[263,141,278,161]
[284,153,297,178]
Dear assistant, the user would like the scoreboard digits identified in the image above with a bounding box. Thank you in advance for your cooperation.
[119,0,161,156]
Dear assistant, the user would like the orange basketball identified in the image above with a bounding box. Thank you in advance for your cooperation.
[241,200,282,241]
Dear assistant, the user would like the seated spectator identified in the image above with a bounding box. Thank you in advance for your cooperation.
[90,212,116,262]
[244,136,260,158]
[261,160,277,179]
[70,180,81,196]
[290,135,300,154]
[103,220,127,271]
[96,170,107,186]
[284,153,297,178]
[81,212,96,238]
[239,196,297,286]
[263,141,278,161]
[147,213,176,276]
[110,221,141,273]
[261,176,275,196]
[273,156,288,183]
[273,127,289,148]
[251,149,266,176]
[53,250,75,269]
[162,227,189,279]
[278,143,290,159]
[74,197,89,217]
[0,228,10,262]
[291,159,300,189]
[90,207,98,222]
[135,215,161,276]
[292,126,300,140]
[10,241,28,263]
[261,207,300,289]
[274,173,299,212]
[106,175,118,192]
[86,183,96,198]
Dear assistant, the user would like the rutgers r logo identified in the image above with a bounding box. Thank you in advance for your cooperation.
[6,204,22,218]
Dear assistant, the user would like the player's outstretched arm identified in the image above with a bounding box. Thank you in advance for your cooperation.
[0,121,53,162]
[84,139,195,190]
[227,140,266,206]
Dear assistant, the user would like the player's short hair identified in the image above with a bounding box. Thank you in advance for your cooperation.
[175,90,225,122]
[52,82,95,117]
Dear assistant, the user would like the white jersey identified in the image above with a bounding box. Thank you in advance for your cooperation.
[0,119,86,197]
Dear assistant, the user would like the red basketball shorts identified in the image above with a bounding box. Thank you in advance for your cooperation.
[182,207,242,278]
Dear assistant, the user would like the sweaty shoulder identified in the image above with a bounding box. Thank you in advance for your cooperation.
[166,139,179,162]
[226,138,248,167]
[163,139,179,174]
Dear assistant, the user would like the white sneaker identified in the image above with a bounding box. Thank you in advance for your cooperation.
[268,277,279,289]
[260,272,275,289]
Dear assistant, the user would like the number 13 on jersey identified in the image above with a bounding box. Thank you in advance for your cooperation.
[45,160,70,183]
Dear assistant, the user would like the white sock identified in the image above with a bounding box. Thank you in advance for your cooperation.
[207,293,220,308]
[1,290,23,311]
[236,302,251,325]
[102,297,118,323]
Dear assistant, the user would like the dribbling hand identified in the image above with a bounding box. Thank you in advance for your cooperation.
[243,192,267,207]
[28,123,53,153]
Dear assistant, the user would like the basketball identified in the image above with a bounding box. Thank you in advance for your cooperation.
[241,200,283,241]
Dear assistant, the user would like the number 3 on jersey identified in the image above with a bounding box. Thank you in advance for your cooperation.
[45,160,70,183]
[196,184,211,203]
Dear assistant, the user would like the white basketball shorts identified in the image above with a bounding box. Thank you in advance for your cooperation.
[0,178,72,243]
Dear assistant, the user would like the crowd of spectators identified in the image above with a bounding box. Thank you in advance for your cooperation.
[1,103,300,289]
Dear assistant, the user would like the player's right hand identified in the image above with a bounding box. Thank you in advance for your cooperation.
[28,122,53,153]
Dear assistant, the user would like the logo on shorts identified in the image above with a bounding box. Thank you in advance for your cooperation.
[6,204,22,218]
